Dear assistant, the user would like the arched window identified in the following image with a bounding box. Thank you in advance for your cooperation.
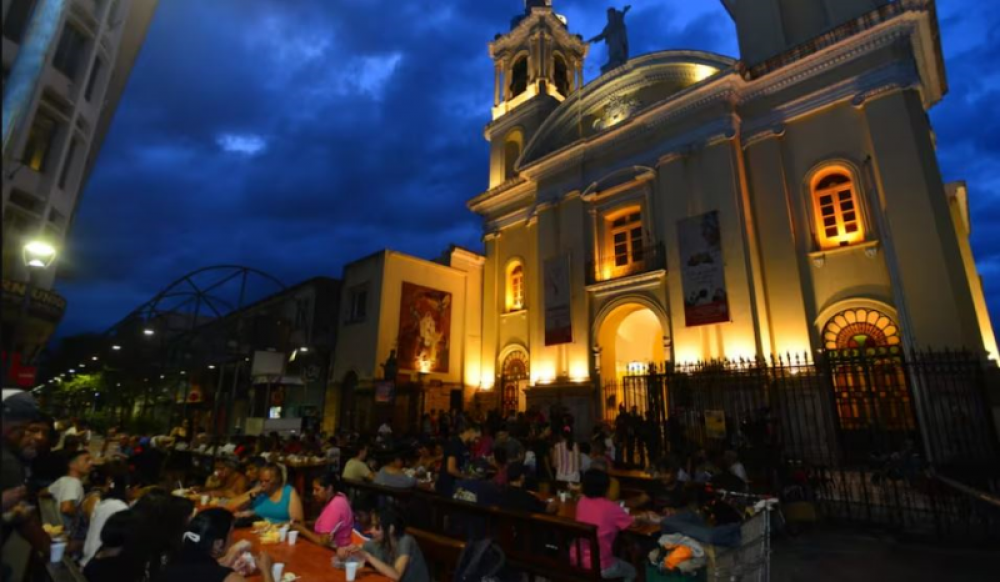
[506,262,525,312]
[812,168,865,250]
[503,131,522,180]
[510,56,528,97]
[554,55,570,96]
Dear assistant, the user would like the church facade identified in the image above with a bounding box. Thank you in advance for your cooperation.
[468,0,998,428]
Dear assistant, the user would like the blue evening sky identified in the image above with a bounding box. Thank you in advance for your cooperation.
[55,0,1000,336]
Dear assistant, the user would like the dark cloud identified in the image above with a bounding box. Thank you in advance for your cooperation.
[56,0,1000,336]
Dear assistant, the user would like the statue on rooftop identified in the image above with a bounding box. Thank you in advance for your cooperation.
[589,5,632,73]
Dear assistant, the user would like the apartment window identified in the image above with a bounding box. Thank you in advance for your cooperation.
[52,24,87,81]
[22,111,59,173]
[348,287,368,322]
[611,211,644,267]
[59,139,78,189]
[3,0,37,43]
[84,58,103,101]
[812,168,865,249]
[506,262,525,312]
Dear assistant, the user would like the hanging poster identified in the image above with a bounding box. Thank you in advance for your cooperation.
[397,282,452,373]
[704,410,727,440]
[678,211,730,326]
[544,254,573,345]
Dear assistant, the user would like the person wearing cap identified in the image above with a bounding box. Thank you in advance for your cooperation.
[499,463,558,515]
[2,390,52,576]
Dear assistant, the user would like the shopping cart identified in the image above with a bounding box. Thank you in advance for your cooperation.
[703,490,778,582]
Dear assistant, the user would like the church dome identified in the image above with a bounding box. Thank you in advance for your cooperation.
[518,50,736,167]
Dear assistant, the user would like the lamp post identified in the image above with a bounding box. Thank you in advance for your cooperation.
[2,240,58,388]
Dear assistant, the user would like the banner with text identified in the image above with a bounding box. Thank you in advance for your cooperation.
[544,254,573,345]
[678,211,730,327]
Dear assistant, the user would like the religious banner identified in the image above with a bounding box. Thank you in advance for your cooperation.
[678,211,730,326]
[544,254,573,345]
[397,282,452,373]
[374,381,395,404]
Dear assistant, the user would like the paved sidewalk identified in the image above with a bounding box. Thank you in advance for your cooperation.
[772,527,998,582]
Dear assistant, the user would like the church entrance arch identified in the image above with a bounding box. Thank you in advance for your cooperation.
[594,300,667,418]
[500,349,529,416]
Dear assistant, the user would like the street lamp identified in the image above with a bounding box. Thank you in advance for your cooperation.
[2,240,58,388]
[143,329,155,336]
[22,240,57,269]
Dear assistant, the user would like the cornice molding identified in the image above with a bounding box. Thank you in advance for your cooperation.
[586,270,666,297]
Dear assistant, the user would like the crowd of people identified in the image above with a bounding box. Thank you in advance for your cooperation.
[3,389,755,582]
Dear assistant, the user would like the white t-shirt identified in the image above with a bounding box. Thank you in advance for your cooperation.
[49,476,84,507]
[81,498,128,565]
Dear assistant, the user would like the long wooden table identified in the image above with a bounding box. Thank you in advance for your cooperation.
[232,530,390,582]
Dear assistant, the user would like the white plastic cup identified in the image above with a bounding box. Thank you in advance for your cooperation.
[345,561,359,582]
[200,495,209,506]
[279,526,289,542]
[287,530,299,545]
[50,541,66,563]
[272,562,285,580]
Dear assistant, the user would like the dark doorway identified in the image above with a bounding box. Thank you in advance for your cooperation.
[449,389,464,413]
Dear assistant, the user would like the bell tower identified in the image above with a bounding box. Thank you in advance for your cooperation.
[722,0,889,66]
[485,1,588,188]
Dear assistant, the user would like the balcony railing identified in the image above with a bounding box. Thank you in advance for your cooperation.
[586,242,666,285]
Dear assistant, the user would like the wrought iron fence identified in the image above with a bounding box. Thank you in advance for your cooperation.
[604,348,1000,542]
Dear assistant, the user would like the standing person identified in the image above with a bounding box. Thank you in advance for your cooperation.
[572,469,636,581]
[155,508,275,582]
[228,463,304,524]
[2,391,51,578]
[494,426,524,463]
[351,507,430,582]
[551,428,581,485]
[343,445,374,482]
[436,425,480,497]
[292,474,353,558]
[48,449,93,532]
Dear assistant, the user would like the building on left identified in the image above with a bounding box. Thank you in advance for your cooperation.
[1,0,159,388]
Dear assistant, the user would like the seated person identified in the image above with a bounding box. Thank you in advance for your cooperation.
[588,458,621,502]
[571,469,636,582]
[200,459,248,499]
[83,511,140,582]
[242,457,266,491]
[292,474,353,558]
[350,508,430,582]
[491,448,509,488]
[228,463,303,524]
[374,452,416,489]
[499,462,557,515]
[155,508,275,582]
[636,457,690,516]
[342,445,374,482]
[414,444,441,473]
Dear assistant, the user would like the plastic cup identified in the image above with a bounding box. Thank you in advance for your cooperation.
[200,495,209,506]
[272,562,285,580]
[50,541,66,563]
[345,561,359,582]
[287,530,299,545]
[279,526,289,542]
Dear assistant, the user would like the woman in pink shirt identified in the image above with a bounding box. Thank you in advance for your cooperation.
[572,469,636,581]
[291,474,353,559]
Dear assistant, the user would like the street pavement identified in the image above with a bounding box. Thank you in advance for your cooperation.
[772,527,998,582]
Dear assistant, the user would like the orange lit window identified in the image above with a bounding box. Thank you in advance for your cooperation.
[812,169,864,249]
[506,262,525,312]
[611,212,644,267]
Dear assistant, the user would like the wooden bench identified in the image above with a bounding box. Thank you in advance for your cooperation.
[409,527,466,581]
[343,481,607,581]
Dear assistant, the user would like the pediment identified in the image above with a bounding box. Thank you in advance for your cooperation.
[519,51,736,168]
